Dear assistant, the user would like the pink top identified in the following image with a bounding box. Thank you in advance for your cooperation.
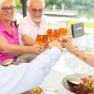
[0,20,19,64]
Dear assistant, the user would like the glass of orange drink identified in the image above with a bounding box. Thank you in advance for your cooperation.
[36,34,48,47]
[47,28,59,42]
[58,28,68,42]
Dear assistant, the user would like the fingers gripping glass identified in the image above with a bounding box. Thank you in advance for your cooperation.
[1,6,16,12]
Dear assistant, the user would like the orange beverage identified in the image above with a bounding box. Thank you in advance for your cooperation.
[36,34,48,46]
[58,28,67,41]
[47,29,58,41]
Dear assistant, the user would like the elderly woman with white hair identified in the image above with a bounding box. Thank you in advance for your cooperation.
[0,0,64,93]
[0,0,45,65]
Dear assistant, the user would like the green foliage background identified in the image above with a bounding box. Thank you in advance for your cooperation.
[16,0,21,9]
[15,0,94,18]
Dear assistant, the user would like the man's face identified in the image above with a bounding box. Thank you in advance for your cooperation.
[28,1,44,24]
[0,0,15,21]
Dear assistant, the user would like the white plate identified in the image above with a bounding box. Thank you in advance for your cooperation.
[62,74,92,94]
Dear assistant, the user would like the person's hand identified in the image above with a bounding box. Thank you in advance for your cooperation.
[42,42,49,49]
[60,37,73,49]
[49,40,64,52]
[49,40,60,48]
[30,43,46,55]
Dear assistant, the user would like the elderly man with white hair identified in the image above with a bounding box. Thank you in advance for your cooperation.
[18,0,48,46]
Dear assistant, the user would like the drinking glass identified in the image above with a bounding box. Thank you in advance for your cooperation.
[58,28,68,41]
[36,34,48,47]
[47,29,59,42]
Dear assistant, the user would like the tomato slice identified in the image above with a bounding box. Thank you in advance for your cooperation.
[81,77,89,83]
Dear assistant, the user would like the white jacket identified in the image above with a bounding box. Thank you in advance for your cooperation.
[0,47,61,94]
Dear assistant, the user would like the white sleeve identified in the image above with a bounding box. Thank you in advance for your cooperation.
[0,47,62,94]
[18,20,32,45]
[18,21,31,36]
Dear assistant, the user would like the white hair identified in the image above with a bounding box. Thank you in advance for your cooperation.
[0,0,5,6]
[27,0,45,8]
[0,0,16,7]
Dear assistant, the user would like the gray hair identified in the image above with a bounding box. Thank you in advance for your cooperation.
[0,0,16,7]
[27,0,45,8]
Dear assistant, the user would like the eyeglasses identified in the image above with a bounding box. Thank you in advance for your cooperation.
[1,6,16,12]
[31,8,43,13]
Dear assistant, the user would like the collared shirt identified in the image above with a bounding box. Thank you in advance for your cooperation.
[0,21,19,63]
[0,47,61,94]
[18,15,48,43]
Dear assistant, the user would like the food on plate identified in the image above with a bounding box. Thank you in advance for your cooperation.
[67,76,84,94]
[22,87,43,94]
[31,87,43,94]
[3,59,13,66]
[67,76,94,94]
[81,77,94,94]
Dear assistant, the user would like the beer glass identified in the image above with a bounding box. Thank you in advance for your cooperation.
[58,28,67,41]
[47,29,59,42]
[36,34,48,46]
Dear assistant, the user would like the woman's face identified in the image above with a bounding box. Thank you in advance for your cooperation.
[0,0,15,22]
